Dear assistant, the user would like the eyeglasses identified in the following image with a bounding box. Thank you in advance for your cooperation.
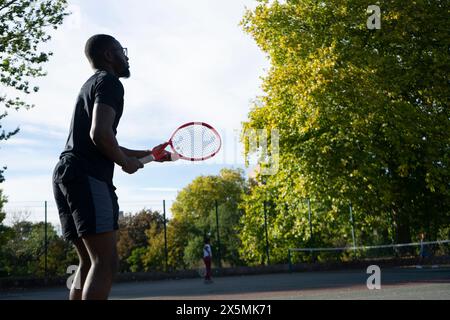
[115,47,128,57]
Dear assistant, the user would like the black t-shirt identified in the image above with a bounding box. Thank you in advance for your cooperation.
[60,70,124,185]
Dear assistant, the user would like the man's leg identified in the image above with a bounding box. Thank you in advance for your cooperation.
[70,238,91,300]
[52,172,91,300]
[81,231,118,300]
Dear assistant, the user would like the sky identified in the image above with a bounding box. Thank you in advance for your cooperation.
[0,0,269,227]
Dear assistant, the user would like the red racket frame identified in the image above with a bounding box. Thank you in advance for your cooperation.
[166,122,222,161]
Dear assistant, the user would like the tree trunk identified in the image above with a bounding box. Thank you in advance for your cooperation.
[392,207,411,243]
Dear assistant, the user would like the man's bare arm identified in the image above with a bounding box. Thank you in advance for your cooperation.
[121,146,179,163]
[119,147,151,159]
[90,103,143,174]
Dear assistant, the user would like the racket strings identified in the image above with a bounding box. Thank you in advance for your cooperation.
[171,124,220,159]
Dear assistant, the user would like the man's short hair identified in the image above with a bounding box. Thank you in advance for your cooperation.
[84,34,117,68]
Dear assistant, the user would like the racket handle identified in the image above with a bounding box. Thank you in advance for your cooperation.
[139,154,155,165]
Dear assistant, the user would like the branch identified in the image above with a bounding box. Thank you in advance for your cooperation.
[0,0,20,13]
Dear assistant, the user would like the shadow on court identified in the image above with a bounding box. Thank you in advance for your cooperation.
[1,267,449,300]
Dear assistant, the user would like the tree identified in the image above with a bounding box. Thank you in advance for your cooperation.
[169,168,247,269]
[142,224,166,272]
[2,218,76,277]
[240,0,449,260]
[0,0,69,181]
[182,235,204,268]
[0,189,10,246]
[117,209,165,272]
[0,189,14,276]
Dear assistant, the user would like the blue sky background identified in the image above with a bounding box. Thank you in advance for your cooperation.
[0,0,268,227]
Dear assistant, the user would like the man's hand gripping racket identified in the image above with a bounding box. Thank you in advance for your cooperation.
[139,122,222,164]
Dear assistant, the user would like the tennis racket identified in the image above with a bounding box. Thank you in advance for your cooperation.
[197,266,206,278]
[139,122,221,164]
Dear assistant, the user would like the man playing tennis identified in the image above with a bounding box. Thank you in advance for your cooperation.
[52,34,173,300]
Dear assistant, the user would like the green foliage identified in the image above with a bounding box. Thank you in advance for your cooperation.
[166,215,198,270]
[142,224,166,272]
[183,235,204,268]
[169,168,247,269]
[0,189,11,244]
[1,218,76,277]
[240,0,449,263]
[117,209,165,272]
[0,0,69,182]
[0,189,14,275]
[127,247,146,273]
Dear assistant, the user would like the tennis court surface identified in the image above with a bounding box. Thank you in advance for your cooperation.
[1,266,449,300]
